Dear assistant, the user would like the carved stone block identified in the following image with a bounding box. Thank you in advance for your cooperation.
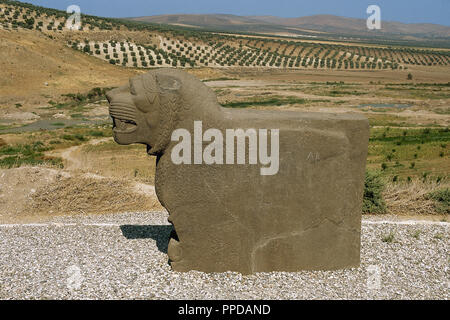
[107,69,369,274]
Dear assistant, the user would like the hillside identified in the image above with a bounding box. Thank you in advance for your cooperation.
[1,1,449,70]
[251,15,450,38]
[0,28,138,107]
[130,13,450,42]
[132,14,262,28]
[0,0,449,108]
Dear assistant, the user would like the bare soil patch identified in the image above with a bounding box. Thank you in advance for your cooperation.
[0,29,138,108]
[0,166,162,223]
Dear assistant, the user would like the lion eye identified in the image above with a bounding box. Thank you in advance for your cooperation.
[129,80,137,96]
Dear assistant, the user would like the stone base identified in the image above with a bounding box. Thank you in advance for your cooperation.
[156,110,369,274]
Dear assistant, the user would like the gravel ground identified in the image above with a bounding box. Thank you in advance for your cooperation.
[0,212,448,300]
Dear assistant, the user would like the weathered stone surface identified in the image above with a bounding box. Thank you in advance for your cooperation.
[107,69,369,274]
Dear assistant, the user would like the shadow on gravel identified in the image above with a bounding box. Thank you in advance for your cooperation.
[120,225,173,253]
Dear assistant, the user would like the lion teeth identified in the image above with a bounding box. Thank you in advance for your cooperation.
[113,117,137,133]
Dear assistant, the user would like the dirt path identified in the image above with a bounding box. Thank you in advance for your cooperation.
[50,138,112,171]
[47,138,157,198]
[60,145,84,170]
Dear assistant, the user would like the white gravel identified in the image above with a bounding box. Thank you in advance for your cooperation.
[0,212,448,300]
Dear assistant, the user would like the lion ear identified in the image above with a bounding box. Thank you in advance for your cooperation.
[156,74,181,91]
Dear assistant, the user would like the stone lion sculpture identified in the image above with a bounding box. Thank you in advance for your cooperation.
[107,68,369,274]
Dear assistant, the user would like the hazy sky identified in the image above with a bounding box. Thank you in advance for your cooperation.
[17,0,450,26]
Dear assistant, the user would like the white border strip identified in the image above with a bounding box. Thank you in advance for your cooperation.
[0,220,447,228]
[363,220,448,226]
[0,222,119,227]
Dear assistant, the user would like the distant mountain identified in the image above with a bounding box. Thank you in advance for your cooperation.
[129,14,450,41]
[251,15,450,37]
[130,14,289,34]
[132,14,261,27]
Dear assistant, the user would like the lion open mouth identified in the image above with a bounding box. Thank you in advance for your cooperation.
[112,117,137,133]
[109,103,138,133]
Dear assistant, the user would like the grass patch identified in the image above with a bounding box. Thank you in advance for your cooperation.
[61,134,87,142]
[370,128,450,145]
[0,141,62,169]
[88,130,107,137]
[363,170,387,214]
[433,108,450,115]
[70,113,84,119]
[44,87,115,117]
[425,188,449,214]
[367,127,449,179]
[0,124,14,131]
[62,87,115,104]
[434,234,443,240]
[381,86,450,100]
[328,90,367,97]
[382,232,395,243]
[221,96,328,108]
[412,230,421,239]
[202,77,238,82]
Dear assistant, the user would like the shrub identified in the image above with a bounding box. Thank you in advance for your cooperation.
[88,131,105,137]
[62,134,86,142]
[382,232,395,243]
[426,189,449,214]
[362,170,386,214]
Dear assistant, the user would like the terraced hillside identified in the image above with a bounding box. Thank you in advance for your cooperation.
[1,0,449,71]
[71,35,450,70]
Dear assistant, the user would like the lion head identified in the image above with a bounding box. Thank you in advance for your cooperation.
[107,69,219,156]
